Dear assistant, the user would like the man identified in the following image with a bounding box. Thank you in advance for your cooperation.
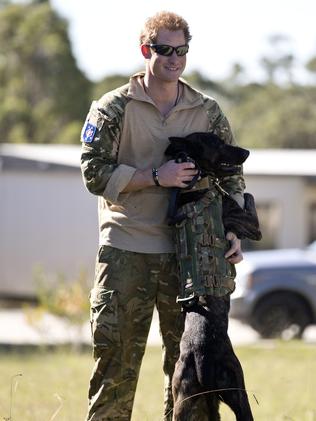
[80,11,244,421]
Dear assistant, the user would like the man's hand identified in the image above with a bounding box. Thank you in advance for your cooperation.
[122,160,198,193]
[225,231,243,264]
[158,160,198,188]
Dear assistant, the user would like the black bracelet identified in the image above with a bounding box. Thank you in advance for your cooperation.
[152,167,160,186]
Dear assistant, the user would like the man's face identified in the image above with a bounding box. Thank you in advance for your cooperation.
[147,28,187,83]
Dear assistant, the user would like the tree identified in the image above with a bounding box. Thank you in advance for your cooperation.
[0,2,91,144]
[184,70,228,98]
[260,34,295,85]
[92,74,129,100]
[306,56,316,80]
[219,37,316,150]
[228,84,316,149]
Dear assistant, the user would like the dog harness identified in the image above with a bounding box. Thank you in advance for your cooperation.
[174,182,236,306]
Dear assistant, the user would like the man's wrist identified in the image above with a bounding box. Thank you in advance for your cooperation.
[226,231,238,240]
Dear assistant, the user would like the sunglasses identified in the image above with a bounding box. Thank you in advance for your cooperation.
[149,44,189,57]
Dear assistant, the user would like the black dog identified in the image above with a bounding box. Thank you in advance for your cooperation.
[165,131,261,241]
[172,295,254,421]
[165,132,258,420]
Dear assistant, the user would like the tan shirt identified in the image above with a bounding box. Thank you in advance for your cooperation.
[99,74,210,253]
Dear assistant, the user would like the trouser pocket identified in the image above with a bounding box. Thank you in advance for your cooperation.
[90,286,120,358]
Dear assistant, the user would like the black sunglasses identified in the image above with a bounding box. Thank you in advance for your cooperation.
[149,44,189,57]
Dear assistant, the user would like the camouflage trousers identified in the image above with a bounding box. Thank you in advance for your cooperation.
[85,246,184,421]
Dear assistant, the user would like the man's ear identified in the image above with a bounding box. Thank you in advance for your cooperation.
[141,44,151,59]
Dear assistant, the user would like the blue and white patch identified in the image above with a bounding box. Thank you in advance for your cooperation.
[82,122,97,143]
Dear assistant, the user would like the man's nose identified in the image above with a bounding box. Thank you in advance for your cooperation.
[168,50,179,60]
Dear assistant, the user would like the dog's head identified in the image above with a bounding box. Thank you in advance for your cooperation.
[165,132,249,177]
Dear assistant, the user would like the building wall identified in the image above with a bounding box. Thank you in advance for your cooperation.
[245,175,308,249]
[1,167,315,298]
[0,169,98,298]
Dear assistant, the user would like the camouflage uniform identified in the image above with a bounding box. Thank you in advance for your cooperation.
[80,73,245,421]
[87,246,183,420]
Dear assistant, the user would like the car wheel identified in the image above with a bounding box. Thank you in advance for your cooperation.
[251,293,312,339]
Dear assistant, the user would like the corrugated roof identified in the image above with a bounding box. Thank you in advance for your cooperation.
[1,144,316,176]
[243,149,316,176]
[0,144,80,168]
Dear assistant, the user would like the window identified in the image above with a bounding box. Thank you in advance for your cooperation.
[242,201,280,251]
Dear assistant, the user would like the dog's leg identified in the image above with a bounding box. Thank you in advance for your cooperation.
[173,309,222,421]
[194,349,221,421]
[205,394,221,421]
[172,353,211,420]
[173,355,198,421]
[200,296,253,421]
[216,349,254,421]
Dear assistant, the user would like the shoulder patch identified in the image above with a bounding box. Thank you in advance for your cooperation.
[82,122,97,143]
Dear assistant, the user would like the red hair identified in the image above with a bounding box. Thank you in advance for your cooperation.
[139,11,192,45]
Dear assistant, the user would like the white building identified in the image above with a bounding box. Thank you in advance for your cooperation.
[244,150,316,250]
[0,144,97,299]
[1,144,316,298]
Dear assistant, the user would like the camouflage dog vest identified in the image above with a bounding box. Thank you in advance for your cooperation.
[174,186,236,306]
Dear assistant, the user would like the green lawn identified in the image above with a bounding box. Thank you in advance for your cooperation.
[0,342,315,421]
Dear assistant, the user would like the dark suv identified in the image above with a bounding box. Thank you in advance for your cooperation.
[230,242,316,338]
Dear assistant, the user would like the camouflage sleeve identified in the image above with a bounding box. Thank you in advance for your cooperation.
[80,101,136,203]
[205,98,246,207]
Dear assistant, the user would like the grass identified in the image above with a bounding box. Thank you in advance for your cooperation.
[0,342,316,421]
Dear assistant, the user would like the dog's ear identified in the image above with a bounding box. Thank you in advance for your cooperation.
[234,146,250,164]
[218,143,250,165]
[235,146,250,164]
[165,137,189,157]
[168,136,187,145]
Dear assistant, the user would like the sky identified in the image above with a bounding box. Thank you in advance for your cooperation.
[50,0,316,83]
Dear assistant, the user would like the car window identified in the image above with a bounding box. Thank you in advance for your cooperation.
[307,241,316,251]
[254,267,316,287]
